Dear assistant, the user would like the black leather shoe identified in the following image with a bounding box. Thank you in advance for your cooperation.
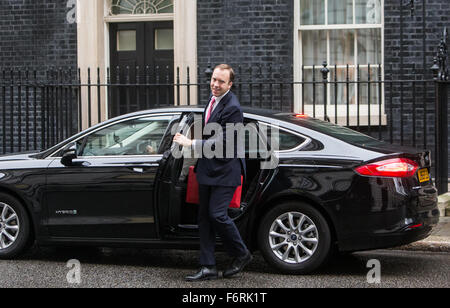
[223,251,253,278]
[185,266,218,282]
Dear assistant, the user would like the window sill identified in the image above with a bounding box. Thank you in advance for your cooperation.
[303,114,388,127]
[299,105,388,127]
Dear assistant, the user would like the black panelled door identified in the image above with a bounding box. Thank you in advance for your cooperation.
[110,21,174,118]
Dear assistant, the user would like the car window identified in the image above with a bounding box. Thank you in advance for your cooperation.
[243,122,260,156]
[289,116,385,147]
[158,118,181,154]
[77,115,173,156]
[259,123,307,152]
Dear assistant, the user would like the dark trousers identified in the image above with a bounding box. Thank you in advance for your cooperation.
[198,184,248,266]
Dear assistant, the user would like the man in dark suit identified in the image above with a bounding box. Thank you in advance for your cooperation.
[173,64,252,281]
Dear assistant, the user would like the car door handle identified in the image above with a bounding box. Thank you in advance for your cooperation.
[71,160,91,167]
[127,164,158,173]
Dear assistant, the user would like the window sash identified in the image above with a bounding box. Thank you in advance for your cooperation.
[299,0,382,27]
[299,24,382,30]
[300,28,382,67]
[299,65,385,110]
[294,0,385,117]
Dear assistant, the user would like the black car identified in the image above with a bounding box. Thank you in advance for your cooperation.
[0,107,440,274]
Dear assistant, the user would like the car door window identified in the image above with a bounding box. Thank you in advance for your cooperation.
[259,123,307,152]
[78,115,173,157]
[242,121,260,157]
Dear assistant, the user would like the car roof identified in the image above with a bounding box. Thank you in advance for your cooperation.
[118,105,302,124]
[136,106,406,156]
[136,106,333,131]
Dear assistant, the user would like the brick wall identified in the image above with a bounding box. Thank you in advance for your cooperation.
[384,0,449,176]
[0,0,77,153]
[385,0,449,81]
[0,0,77,70]
[196,0,294,111]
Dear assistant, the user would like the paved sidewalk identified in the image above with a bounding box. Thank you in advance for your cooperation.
[399,189,450,253]
[396,217,450,253]
[392,188,450,253]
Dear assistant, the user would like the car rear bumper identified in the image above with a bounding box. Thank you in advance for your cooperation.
[336,176,440,252]
[338,207,440,252]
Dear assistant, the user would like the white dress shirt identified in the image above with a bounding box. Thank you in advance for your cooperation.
[205,90,230,121]
[192,90,230,149]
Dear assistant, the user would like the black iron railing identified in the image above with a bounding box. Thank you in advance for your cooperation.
[431,27,449,193]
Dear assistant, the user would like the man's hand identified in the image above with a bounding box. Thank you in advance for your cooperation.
[173,133,193,147]
[146,145,156,154]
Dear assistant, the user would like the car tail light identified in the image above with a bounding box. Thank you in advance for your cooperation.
[355,158,419,178]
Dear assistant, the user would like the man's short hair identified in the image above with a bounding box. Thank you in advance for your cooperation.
[214,64,235,83]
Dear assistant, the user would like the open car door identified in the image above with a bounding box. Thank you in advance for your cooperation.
[155,113,278,239]
[155,112,196,237]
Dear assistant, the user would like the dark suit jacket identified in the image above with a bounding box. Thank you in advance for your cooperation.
[194,91,246,187]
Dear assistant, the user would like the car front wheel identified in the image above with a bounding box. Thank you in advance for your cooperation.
[258,201,332,274]
[0,193,31,259]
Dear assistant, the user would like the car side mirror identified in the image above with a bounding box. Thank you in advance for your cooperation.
[61,146,77,166]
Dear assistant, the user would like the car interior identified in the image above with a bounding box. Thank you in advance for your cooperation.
[160,116,268,233]
[79,118,172,156]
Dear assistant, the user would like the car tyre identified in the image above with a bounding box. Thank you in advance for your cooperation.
[0,193,32,259]
[258,201,332,274]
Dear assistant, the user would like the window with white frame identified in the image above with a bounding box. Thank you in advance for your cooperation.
[294,0,385,125]
[109,0,174,15]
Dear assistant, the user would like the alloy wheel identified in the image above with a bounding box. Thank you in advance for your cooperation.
[268,211,319,264]
[0,202,20,250]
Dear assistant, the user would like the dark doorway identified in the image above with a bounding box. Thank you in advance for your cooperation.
[109,21,174,117]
